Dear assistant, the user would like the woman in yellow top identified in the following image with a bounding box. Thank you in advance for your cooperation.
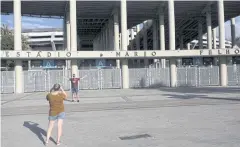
[45,84,67,146]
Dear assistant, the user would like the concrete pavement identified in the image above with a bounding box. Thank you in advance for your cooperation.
[1,87,240,147]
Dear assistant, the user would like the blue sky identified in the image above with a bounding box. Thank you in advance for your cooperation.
[1,14,63,29]
[1,14,240,39]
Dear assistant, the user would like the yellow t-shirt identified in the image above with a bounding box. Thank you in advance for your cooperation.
[46,93,66,116]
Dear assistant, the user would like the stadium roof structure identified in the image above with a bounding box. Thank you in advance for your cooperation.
[1,1,240,49]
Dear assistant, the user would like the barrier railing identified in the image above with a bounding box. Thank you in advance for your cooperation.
[1,65,240,93]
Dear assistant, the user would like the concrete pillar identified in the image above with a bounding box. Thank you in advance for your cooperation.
[180,35,184,50]
[109,19,114,50]
[231,18,236,47]
[136,25,141,50]
[100,32,103,50]
[130,28,135,50]
[153,19,158,63]
[63,14,67,49]
[187,43,191,50]
[130,28,135,67]
[28,60,31,70]
[14,0,23,93]
[168,0,177,87]
[198,20,203,49]
[212,28,217,49]
[66,11,71,51]
[119,33,122,51]
[70,0,78,76]
[121,0,129,89]
[136,25,141,67]
[143,22,149,67]
[105,26,109,50]
[159,7,165,68]
[206,7,212,49]
[113,10,120,68]
[102,28,106,51]
[218,0,227,86]
[65,11,71,69]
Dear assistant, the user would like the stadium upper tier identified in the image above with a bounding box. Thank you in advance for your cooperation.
[1,1,240,50]
[22,27,232,52]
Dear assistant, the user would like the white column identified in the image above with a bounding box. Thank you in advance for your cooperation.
[121,0,129,89]
[206,7,212,49]
[198,20,203,49]
[159,8,165,68]
[66,12,71,51]
[136,25,141,67]
[65,11,71,69]
[119,33,122,51]
[218,0,227,86]
[130,28,135,67]
[130,28,135,50]
[70,0,78,76]
[14,0,23,93]
[113,10,120,68]
[169,0,177,87]
[187,43,191,50]
[231,18,236,47]
[136,25,141,50]
[143,22,148,67]
[212,28,217,49]
[153,19,158,63]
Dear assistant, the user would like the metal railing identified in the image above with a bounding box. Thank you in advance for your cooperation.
[1,65,240,93]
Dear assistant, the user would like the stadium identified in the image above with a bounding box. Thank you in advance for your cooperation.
[1,0,240,94]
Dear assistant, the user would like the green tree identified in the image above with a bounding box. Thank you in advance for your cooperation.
[1,24,30,70]
[1,24,29,50]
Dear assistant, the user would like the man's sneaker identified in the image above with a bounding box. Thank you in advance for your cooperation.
[77,100,79,102]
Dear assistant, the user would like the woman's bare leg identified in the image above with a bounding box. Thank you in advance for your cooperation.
[46,120,55,143]
[57,119,63,144]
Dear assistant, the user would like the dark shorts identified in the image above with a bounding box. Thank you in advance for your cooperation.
[71,87,78,94]
[48,112,65,121]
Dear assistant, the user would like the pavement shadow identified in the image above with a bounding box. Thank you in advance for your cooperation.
[163,93,240,102]
[150,86,240,94]
[23,121,56,145]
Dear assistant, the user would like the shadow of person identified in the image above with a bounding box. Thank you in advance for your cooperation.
[23,121,57,145]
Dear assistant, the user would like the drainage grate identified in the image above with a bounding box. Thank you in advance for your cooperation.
[119,134,152,140]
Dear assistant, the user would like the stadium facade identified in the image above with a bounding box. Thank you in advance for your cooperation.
[1,0,240,93]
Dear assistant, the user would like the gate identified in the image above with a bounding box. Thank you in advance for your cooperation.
[177,66,219,87]
[1,71,15,93]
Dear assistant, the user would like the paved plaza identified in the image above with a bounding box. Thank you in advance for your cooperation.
[1,87,240,147]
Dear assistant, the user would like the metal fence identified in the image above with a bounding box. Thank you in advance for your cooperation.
[1,71,15,93]
[177,66,220,87]
[1,65,240,93]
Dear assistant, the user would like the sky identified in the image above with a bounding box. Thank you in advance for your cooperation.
[1,14,63,30]
[1,14,240,40]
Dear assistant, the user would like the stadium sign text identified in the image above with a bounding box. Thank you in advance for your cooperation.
[1,49,239,59]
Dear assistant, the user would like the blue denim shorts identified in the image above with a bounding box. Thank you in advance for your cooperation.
[71,87,79,94]
[48,112,65,121]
